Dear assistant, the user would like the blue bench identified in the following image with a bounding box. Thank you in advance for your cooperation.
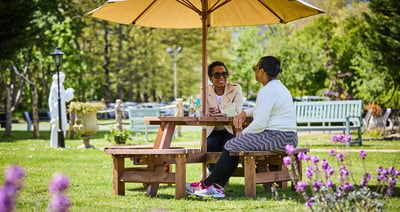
[295,100,363,146]
[128,108,160,142]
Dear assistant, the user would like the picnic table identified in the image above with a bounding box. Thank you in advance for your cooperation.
[104,116,308,199]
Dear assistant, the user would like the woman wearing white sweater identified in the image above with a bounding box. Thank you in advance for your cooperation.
[186,56,298,198]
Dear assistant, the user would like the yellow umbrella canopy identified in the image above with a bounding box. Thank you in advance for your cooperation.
[87,0,323,28]
[86,0,324,115]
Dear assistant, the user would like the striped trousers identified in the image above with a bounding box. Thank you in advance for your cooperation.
[225,129,298,152]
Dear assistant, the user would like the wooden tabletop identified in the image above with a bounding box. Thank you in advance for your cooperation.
[144,116,234,126]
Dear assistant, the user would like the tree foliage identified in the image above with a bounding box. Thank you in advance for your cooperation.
[356,0,400,107]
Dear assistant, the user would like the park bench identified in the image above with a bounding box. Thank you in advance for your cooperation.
[295,100,363,146]
[23,111,51,131]
[128,108,160,142]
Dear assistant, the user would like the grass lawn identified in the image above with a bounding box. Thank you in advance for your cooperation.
[0,121,399,211]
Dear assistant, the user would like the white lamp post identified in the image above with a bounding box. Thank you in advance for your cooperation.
[167,47,183,100]
[51,47,65,148]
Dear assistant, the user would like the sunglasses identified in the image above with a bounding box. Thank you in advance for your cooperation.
[212,72,228,78]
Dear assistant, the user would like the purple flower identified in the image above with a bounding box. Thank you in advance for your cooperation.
[310,156,319,164]
[339,166,350,181]
[390,178,397,187]
[378,174,389,183]
[303,153,310,161]
[364,173,372,180]
[361,173,372,188]
[283,156,291,166]
[4,165,25,187]
[312,180,323,192]
[336,153,345,161]
[342,182,353,191]
[387,188,393,196]
[285,145,296,155]
[326,180,334,189]
[306,198,314,208]
[321,159,329,170]
[388,167,395,175]
[296,181,308,193]
[0,186,14,212]
[297,152,307,161]
[332,134,344,142]
[340,166,350,176]
[329,149,336,156]
[49,173,70,194]
[359,150,367,159]
[341,135,352,143]
[306,167,313,179]
[48,193,71,212]
[326,167,334,177]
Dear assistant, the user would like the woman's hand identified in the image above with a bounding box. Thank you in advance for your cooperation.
[233,111,246,130]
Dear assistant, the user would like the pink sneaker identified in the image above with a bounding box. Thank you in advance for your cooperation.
[194,183,225,198]
[186,181,204,194]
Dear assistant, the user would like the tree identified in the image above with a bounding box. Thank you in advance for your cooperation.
[229,26,271,100]
[357,0,400,107]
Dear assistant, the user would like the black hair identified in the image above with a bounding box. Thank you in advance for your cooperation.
[208,61,229,77]
[259,56,282,77]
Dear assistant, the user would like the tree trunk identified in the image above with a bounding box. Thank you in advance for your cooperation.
[32,85,40,138]
[4,86,12,137]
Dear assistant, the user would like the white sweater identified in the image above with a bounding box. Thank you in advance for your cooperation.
[242,80,297,134]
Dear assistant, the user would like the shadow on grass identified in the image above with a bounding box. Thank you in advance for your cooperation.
[126,182,306,202]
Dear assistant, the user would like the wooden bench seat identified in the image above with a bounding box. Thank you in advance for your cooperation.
[104,146,200,199]
[228,147,309,197]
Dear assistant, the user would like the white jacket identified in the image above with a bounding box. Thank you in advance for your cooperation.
[206,83,244,137]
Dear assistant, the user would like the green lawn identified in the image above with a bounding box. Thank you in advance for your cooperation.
[0,121,399,211]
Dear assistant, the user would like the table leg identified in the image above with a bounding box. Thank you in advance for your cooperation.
[113,156,125,195]
[243,156,256,197]
[145,165,164,197]
[175,154,186,199]
[154,122,176,149]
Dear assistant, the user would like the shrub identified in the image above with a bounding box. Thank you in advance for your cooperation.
[284,135,399,211]
[104,127,132,144]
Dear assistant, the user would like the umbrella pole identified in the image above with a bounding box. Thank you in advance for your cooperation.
[201,0,208,180]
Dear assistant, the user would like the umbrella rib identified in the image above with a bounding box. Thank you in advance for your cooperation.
[208,0,232,13]
[132,0,157,25]
[176,0,201,14]
[258,0,285,23]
